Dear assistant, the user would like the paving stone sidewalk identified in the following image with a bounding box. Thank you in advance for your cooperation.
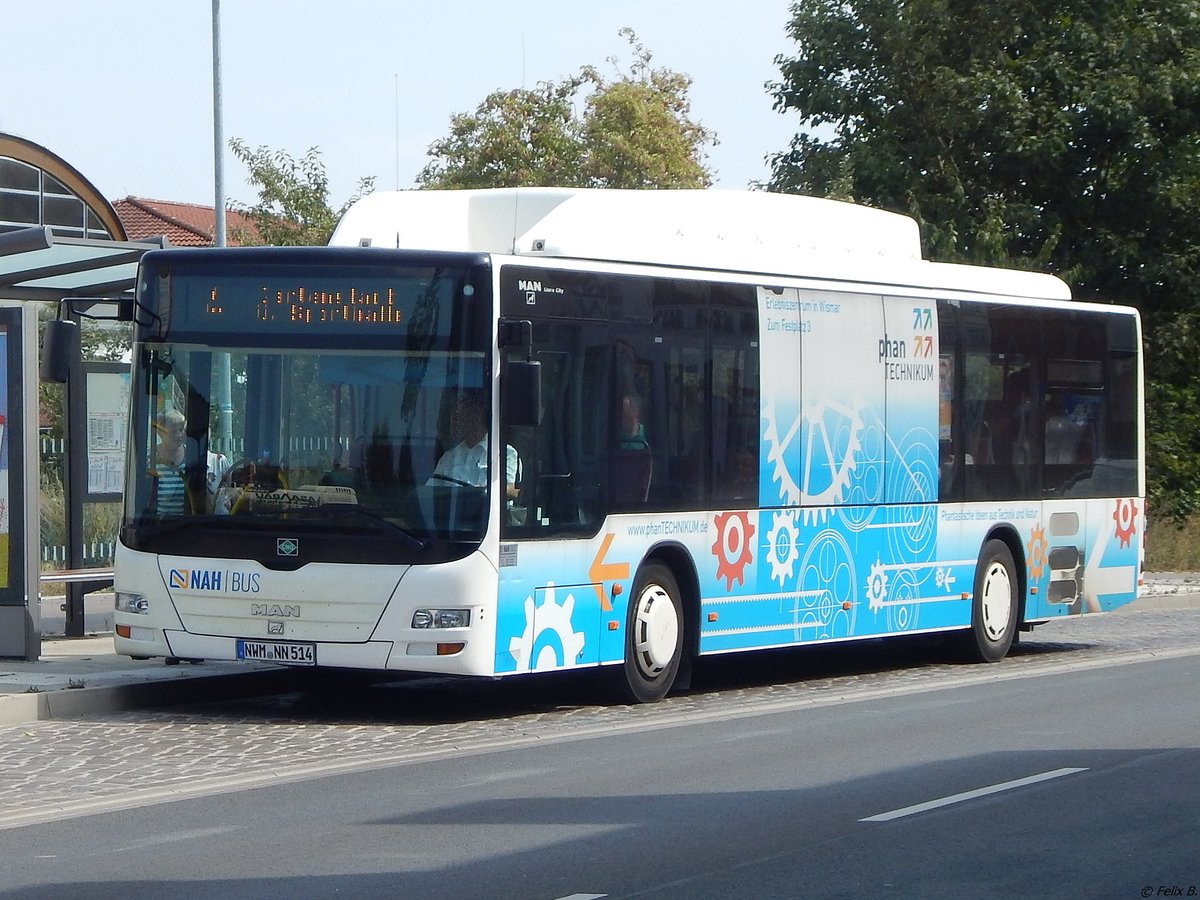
[1,604,1198,830]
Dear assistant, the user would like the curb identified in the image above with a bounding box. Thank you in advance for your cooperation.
[0,668,299,726]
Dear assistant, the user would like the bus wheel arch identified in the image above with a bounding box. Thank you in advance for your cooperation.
[618,546,697,703]
[962,529,1024,662]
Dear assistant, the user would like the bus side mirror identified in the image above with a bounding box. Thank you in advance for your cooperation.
[40,318,79,384]
[503,359,542,427]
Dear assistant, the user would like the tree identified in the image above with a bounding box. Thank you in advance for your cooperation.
[230,139,375,246]
[417,79,587,189]
[419,29,715,189]
[769,0,1200,520]
[1144,313,1200,522]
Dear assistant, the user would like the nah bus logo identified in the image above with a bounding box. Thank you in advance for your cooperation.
[166,569,260,592]
[169,568,222,591]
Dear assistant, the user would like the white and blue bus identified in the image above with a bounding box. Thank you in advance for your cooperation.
[111,189,1144,701]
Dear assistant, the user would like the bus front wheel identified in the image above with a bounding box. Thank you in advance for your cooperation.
[963,538,1019,663]
[619,563,684,703]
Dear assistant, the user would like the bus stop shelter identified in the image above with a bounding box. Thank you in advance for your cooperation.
[0,225,164,658]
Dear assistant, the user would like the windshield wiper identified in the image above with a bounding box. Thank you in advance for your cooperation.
[284,504,429,550]
[135,516,212,539]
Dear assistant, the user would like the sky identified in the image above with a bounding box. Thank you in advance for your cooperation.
[1,1,800,211]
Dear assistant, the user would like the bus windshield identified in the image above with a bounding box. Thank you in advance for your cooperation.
[122,250,494,564]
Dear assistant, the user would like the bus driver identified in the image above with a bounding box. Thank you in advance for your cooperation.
[430,395,488,486]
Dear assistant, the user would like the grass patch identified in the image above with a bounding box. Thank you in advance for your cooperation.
[1146,514,1200,571]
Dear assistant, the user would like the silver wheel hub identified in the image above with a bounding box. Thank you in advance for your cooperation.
[980,561,1012,642]
[634,584,679,676]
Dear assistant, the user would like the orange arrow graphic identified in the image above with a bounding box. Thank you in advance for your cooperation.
[589,532,629,612]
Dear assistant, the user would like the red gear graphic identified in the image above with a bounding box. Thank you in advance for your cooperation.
[1027,524,1048,581]
[1113,498,1138,549]
[712,511,755,590]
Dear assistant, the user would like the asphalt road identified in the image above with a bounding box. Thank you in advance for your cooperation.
[1,609,1198,899]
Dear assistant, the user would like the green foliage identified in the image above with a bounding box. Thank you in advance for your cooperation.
[419,79,587,188]
[230,139,375,246]
[770,0,1200,520]
[770,0,1200,292]
[39,460,124,571]
[1144,314,1200,522]
[39,469,65,552]
[419,29,715,190]
[579,30,716,189]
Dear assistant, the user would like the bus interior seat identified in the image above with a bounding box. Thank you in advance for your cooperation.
[609,449,653,506]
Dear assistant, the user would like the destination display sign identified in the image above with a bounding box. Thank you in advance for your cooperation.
[138,252,483,340]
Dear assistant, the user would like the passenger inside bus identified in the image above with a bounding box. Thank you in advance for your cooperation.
[618,394,649,450]
[150,409,188,515]
[150,410,230,515]
[611,393,653,505]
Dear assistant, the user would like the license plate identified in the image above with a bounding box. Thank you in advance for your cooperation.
[237,639,316,666]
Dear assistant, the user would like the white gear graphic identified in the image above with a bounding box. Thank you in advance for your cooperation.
[766,509,800,585]
[508,583,587,672]
[762,394,865,520]
[865,560,889,612]
[801,396,864,510]
[763,395,802,505]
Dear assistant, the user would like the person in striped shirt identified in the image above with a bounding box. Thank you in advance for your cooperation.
[151,410,188,515]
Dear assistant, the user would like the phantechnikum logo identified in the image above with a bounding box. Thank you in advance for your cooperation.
[168,568,261,593]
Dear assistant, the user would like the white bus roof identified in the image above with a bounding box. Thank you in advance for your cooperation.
[330,188,1072,301]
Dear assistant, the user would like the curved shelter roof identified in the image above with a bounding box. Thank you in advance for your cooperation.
[0,225,165,302]
[0,133,163,301]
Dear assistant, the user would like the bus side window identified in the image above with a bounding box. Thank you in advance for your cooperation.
[610,391,653,508]
[937,299,962,501]
[965,305,1040,502]
[712,343,759,505]
[501,326,609,536]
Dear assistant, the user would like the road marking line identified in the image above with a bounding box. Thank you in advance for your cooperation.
[555,895,606,900]
[860,767,1088,822]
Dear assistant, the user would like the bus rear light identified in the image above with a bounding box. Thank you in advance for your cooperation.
[436,643,465,656]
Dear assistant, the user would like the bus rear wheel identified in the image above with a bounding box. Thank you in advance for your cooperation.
[619,563,684,703]
[963,538,1019,663]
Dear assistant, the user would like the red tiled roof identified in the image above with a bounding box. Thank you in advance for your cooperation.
[113,197,261,247]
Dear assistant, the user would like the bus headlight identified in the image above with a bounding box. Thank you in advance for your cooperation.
[411,608,471,629]
[115,592,150,615]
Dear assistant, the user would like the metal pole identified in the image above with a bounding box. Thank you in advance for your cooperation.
[64,310,85,637]
[212,0,226,249]
[212,0,233,448]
